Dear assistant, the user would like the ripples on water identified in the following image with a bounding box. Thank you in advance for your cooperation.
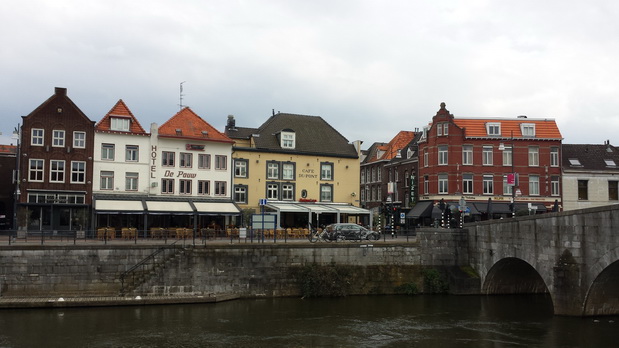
[0,295,617,348]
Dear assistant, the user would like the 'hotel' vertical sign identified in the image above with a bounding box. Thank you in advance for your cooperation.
[150,145,157,178]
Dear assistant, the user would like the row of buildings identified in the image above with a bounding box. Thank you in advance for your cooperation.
[1,87,617,233]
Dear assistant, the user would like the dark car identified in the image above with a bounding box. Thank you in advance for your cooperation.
[324,223,380,241]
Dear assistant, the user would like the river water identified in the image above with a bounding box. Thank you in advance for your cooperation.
[0,295,616,348]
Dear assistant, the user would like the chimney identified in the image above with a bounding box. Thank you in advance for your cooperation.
[226,115,236,131]
[55,87,67,96]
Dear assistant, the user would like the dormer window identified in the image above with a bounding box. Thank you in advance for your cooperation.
[521,123,536,137]
[569,158,582,167]
[281,130,295,149]
[110,117,130,132]
[486,123,501,136]
[407,147,414,159]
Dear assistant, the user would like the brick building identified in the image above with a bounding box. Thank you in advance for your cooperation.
[17,87,95,231]
[414,102,562,223]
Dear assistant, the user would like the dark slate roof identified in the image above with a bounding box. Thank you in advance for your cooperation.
[225,126,258,139]
[562,143,619,171]
[361,142,387,165]
[237,113,358,158]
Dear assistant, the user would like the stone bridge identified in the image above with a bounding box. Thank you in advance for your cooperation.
[464,204,619,316]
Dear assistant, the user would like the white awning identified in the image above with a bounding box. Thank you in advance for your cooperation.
[266,203,311,212]
[146,201,194,214]
[329,205,370,214]
[266,202,370,215]
[95,200,144,214]
[194,202,240,215]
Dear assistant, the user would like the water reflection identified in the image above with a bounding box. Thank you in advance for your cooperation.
[0,295,616,348]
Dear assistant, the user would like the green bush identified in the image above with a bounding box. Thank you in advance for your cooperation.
[423,268,449,294]
[297,263,352,298]
[394,282,419,296]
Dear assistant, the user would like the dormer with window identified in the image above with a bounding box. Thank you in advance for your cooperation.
[110,116,130,132]
[604,159,616,168]
[280,129,295,149]
[521,123,536,137]
[486,122,501,137]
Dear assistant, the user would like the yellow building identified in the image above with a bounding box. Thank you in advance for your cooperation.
[225,113,368,229]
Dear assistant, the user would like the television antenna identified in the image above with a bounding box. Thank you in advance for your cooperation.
[179,81,186,109]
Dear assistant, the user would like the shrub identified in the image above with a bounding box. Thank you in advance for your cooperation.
[423,268,449,294]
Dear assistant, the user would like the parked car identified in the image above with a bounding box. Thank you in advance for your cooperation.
[324,223,380,241]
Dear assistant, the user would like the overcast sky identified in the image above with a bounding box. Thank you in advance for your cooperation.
[2,0,618,147]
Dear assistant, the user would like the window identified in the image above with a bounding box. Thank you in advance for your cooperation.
[162,151,175,167]
[528,146,539,166]
[179,153,192,168]
[101,171,114,190]
[486,123,501,136]
[377,166,382,181]
[438,145,448,165]
[281,131,295,149]
[377,186,382,201]
[404,171,409,187]
[371,167,376,182]
[578,180,588,200]
[321,162,333,180]
[266,183,279,200]
[215,155,227,170]
[234,185,247,203]
[437,124,442,136]
[161,178,174,194]
[282,162,295,180]
[126,145,139,162]
[29,159,44,182]
[52,130,65,147]
[126,172,138,191]
[483,146,493,165]
[360,188,365,202]
[73,131,86,148]
[198,154,211,169]
[31,129,44,146]
[609,181,618,201]
[551,176,560,196]
[502,175,513,196]
[234,159,248,178]
[443,123,449,136]
[502,145,512,166]
[423,175,429,195]
[462,145,473,165]
[569,158,582,167]
[605,159,617,168]
[361,169,365,184]
[529,175,540,196]
[102,144,115,161]
[463,174,473,194]
[438,174,448,194]
[110,117,130,132]
[179,179,192,194]
[550,147,559,167]
[424,149,428,167]
[483,175,493,195]
[320,184,333,202]
[198,180,210,195]
[267,161,280,179]
[215,181,226,196]
[282,183,295,200]
[71,161,86,183]
[521,123,536,137]
[50,160,65,183]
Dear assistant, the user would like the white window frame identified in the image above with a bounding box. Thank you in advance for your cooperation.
[110,117,130,132]
[483,146,493,166]
[486,123,501,136]
[71,161,86,184]
[521,123,536,137]
[502,145,512,166]
[234,159,248,178]
[321,162,334,180]
[49,160,65,183]
[438,174,448,194]
[282,183,294,200]
[502,175,513,195]
[31,128,44,146]
[463,173,473,194]
[443,123,449,136]
[267,183,279,200]
[528,146,539,167]
[550,147,559,167]
[529,175,540,196]
[101,171,114,190]
[73,131,86,148]
[462,145,473,165]
[29,159,44,182]
[126,145,139,162]
[234,185,247,203]
[438,145,448,166]
[281,131,295,149]
[320,184,333,202]
[483,174,493,195]
[52,130,65,147]
[267,162,280,179]
[551,176,560,196]
[282,163,294,180]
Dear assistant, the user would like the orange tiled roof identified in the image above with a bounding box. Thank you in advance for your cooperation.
[452,118,562,139]
[95,99,147,134]
[159,107,232,143]
[367,131,416,163]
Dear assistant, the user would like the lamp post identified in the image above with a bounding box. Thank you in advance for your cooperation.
[12,125,20,233]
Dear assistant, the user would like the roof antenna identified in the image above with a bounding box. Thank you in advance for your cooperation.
[179,81,186,110]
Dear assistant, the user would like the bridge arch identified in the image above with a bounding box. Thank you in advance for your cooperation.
[482,257,550,295]
[583,259,619,316]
